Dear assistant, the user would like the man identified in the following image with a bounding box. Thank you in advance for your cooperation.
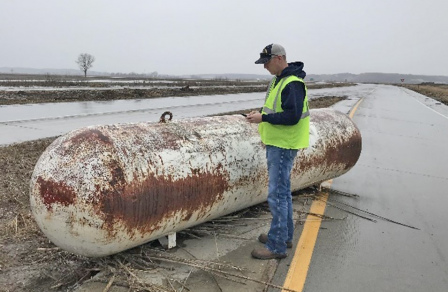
[246,43,309,260]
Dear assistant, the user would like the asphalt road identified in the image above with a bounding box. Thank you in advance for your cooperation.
[272,84,448,292]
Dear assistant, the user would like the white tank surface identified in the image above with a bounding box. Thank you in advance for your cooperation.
[30,108,361,257]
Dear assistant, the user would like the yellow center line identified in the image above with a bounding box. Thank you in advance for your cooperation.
[281,98,364,292]
[281,190,329,292]
[349,98,364,119]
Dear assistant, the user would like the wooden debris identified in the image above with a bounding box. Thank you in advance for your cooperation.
[102,274,115,292]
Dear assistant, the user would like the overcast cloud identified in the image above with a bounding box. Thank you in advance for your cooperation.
[1,0,447,76]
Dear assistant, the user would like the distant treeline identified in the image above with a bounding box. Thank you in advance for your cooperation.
[0,67,447,84]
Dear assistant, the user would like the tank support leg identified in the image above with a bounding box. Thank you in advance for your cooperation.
[158,232,177,249]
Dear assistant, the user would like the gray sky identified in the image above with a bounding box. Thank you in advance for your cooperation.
[1,0,447,76]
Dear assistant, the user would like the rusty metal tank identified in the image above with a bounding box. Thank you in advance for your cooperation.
[30,108,362,257]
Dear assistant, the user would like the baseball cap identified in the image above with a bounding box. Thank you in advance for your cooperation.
[255,43,286,64]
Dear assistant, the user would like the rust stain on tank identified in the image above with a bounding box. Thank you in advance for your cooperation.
[71,129,112,145]
[37,177,77,211]
[108,160,126,187]
[295,129,362,175]
[121,123,185,151]
[330,130,362,170]
[98,164,230,238]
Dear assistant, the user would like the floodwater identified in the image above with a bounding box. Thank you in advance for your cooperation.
[0,84,374,145]
[0,93,263,123]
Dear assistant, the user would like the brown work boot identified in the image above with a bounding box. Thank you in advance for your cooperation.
[258,233,293,248]
[251,246,287,260]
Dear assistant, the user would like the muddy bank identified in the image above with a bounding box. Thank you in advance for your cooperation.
[0,86,265,105]
[0,82,355,106]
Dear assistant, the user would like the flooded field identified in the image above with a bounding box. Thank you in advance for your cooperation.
[0,73,354,105]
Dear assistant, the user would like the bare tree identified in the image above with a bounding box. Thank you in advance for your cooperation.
[76,53,95,77]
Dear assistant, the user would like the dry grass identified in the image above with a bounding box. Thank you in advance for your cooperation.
[0,138,55,239]
[307,82,355,89]
[0,81,354,106]
[309,96,347,109]
[403,84,448,105]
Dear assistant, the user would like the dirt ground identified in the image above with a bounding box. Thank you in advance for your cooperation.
[402,84,448,106]
[0,88,344,291]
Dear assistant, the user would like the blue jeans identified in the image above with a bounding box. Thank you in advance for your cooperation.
[265,145,298,254]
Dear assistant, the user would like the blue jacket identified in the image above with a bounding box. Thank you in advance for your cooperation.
[261,62,306,125]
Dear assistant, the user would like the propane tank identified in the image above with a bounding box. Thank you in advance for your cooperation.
[30,108,361,257]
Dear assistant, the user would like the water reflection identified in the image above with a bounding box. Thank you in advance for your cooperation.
[0,93,263,123]
[0,85,367,123]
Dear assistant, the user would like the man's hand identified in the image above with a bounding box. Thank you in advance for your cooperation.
[246,111,263,124]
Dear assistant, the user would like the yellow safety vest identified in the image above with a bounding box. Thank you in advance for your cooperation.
[258,75,310,149]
